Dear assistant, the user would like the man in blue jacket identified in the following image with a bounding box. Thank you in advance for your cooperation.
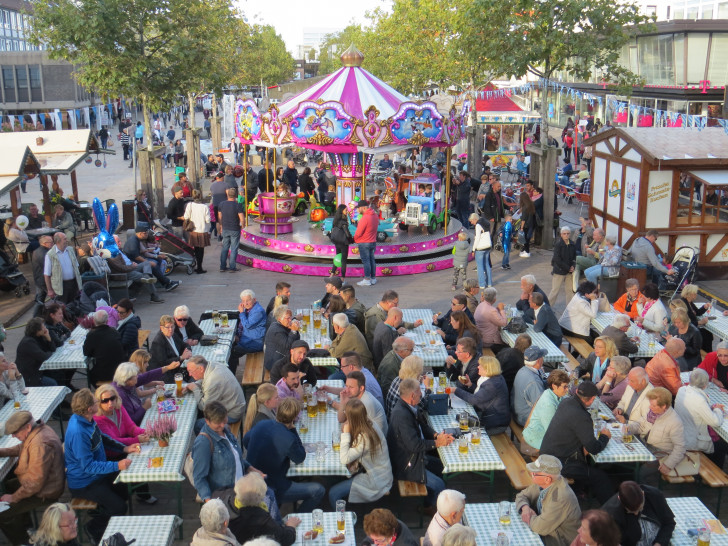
[234,289,267,356]
[523,292,563,350]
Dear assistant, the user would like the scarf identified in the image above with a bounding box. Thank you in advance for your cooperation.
[235,497,268,511]
[592,357,609,383]
[116,312,135,330]
[646,409,659,424]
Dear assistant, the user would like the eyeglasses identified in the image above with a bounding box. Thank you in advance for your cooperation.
[100,395,117,404]
[60,518,78,528]
[176,317,188,322]
[162,325,175,330]
[451,301,461,306]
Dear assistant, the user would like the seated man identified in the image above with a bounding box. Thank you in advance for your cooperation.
[645,337,685,397]
[573,228,605,289]
[515,455,581,546]
[432,294,474,348]
[328,313,374,372]
[601,314,639,357]
[122,227,179,291]
[602,480,675,546]
[322,351,384,408]
[387,378,454,508]
[378,154,393,171]
[364,290,423,350]
[523,292,562,348]
[105,240,164,304]
[185,356,247,433]
[321,275,342,310]
[0,411,64,545]
[629,230,675,284]
[511,346,548,427]
[443,337,481,384]
[614,367,654,425]
[333,371,387,435]
[612,279,643,321]
[269,340,317,387]
[515,275,550,313]
[276,363,303,401]
[82,309,126,385]
[378,338,415,402]
[235,289,267,356]
[243,397,325,512]
[265,281,291,315]
[372,307,402,369]
[340,283,367,333]
[423,489,466,546]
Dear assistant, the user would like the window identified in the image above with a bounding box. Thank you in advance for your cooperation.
[676,173,728,226]
[686,0,700,18]
[2,66,14,102]
[701,4,714,17]
[708,34,728,84]
[645,5,657,16]
[29,64,41,101]
[686,33,709,83]
[673,2,685,18]
[15,66,27,102]
[719,1,728,16]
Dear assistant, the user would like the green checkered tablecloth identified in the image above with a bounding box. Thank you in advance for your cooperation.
[40,326,88,371]
[115,388,197,484]
[590,402,655,464]
[101,515,181,546]
[191,319,237,364]
[463,503,543,546]
[296,308,331,347]
[697,303,728,341]
[501,324,566,364]
[427,408,505,473]
[401,309,449,367]
[310,357,340,368]
[0,386,70,481]
[591,311,663,357]
[289,512,356,545]
[667,497,728,545]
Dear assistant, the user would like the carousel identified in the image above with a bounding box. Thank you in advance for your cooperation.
[233,45,470,277]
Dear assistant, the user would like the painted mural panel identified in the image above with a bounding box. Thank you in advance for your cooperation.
[645,171,672,229]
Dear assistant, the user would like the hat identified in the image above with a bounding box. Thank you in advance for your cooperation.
[291,340,309,351]
[526,454,562,476]
[233,165,244,177]
[524,346,547,362]
[135,225,150,234]
[325,276,343,289]
[576,380,599,398]
[5,411,33,435]
[357,200,369,208]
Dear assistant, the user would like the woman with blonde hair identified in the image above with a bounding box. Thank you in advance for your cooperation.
[578,336,618,383]
[243,383,279,435]
[667,308,703,370]
[386,355,424,416]
[93,383,148,458]
[329,398,392,507]
[117,351,179,425]
[454,356,510,433]
[184,188,211,274]
[26,502,79,546]
[681,283,714,352]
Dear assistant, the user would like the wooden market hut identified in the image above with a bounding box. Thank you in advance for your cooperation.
[0,144,41,200]
[475,83,540,156]
[588,127,728,276]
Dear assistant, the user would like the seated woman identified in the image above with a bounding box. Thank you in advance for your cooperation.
[227,472,299,546]
[242,383,279,436]
[571,509,621,546]
[698,340,728,390]
[329,398,393,507]
[191,498,240,546]
[675,368,726,468]
[16,317,58,387]
[523,369,570,450]
[453,356,510,434]
[116,298,141,359]
[6,217,38,253]
[25,502,80,546]
[584,235,622,286]
[634,283,667,335]
[613,278,642,320]
[0,352,26,409]
[44,303,71,347]
[625,387,686,486]
[666,308,702,371]
[596,356,632,410]
[577,336,618,382]
[680,284,714,353]
[113,359,171,426]
[92,383,148,455]
[362,508,417,546]
[442,308,480,351]
[559,281,599,342]
[150,315,191,383]
[602,481,675,546]
[64,389,136,543]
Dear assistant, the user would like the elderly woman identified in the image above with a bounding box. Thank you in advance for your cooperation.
[666,308,702,371]
[226,472,299,546]
[191,498,240,546]
[52,204,76,241]
[681,284,714,353]
[461,279,480,315]
[454,356,510,434]
[634,283,667,334]
[596,356,632,409]
[362,508,418,546]
[386,354,425,417]
[6,216,37,253]
[584,234,622,286]
[113,359,178,426]
[16,317,58,387]
[150,314,191,383]
[625,387,686,486]
[44,302,70,348]
[25,503,80,546]
[442,524,477,546]
[0,352,25,410]
[184,189,212,274]
[263,305,300,372]
[242,383,279,435]
[559,280,599,342]
[93,383,148,455]
[173,304,204,347]
[522,369,570,450]
[64,388,136,543]
[613,278,643,320]
[676,368,727,467]
[698,341,728,390]
[578,336,618,382]
[473,287,507,352]
[116,298,141,359]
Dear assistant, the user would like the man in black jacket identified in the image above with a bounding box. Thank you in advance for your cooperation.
[31,236,53,316]
[387,378,453,507]
[432,294,474,347]
[165,186,187,239]
[602,315,640,357]
[601,480,675,546]
[82,309,126,384]
[443,337,480,383]
[523,292,562,349]
[515,274,550,313]
[540,381,613,503]
[269,340,317,387]
[257,160,275,194]
[548,226,576,306]
[150,315,192,383]
[482,178,505,239]
[282,160,298,193]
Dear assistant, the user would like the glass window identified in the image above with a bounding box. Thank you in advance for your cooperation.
[708,34,728,83]
[687,0,700,18]
[2,65,14,102]
[719,2,728,16]
[638,34,675,85]
[686,33,709,83]
[674,33,685,85]
[15,65,27,102]
[674,2,686,18]
[702,4,714,17]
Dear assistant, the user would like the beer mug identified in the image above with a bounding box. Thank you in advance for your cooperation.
[458,436,468,454]
[307,395,318,418]
[299,413,309,434]
[459,412,470,432]
[499,501,512,525]
[312,509,324,533]
[174,373,184,397]
[471,427,482,445]
[315,442,326,463]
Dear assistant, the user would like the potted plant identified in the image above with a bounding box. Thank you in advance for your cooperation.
[147,413,177,447]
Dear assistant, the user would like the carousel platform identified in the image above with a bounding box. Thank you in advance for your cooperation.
[236,216,467,277]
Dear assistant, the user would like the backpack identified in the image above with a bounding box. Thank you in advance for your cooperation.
[183,432,213,489]
[505,316,528,334]
[101,533,136,546]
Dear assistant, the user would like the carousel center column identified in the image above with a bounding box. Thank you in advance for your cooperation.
[330,151,372,207]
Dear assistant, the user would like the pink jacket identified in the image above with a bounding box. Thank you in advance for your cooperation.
[474,301,506,346]
[354,209,379,243]
[94,407,145,446]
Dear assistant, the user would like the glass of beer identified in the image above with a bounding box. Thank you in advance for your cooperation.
[299,413,309,434]
[13,394,20,410]
[317,391,328,414]
[312,509,324,534]
[307,395,318,418]
[302,311,311,325]
[438,372,447,388]
[621,424,633,443]
[471,427,482,445]
[175,373,184,397]
[332,430,341,451]
[425,371,434,390]
[459,412,470,433]
[221,313,229,328]
[156,386,165,403]
[698,526,711,546]
[212,311,220,328]
[499,501,512,525]
[458,436,468,454]
[313,309,322,329]
[336,500,346,531]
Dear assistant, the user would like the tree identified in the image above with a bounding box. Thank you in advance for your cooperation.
[318,25,368,75]
[233,25,295,89]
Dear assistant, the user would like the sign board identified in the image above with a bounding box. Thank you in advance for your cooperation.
[101,111,110,126]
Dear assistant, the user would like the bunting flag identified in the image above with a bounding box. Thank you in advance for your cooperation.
[68,110,77,130]
[54,109,63,130]
[30,113,37,126]
[84,107,90,128]
[39,113,45,126]
[7,114,14,130]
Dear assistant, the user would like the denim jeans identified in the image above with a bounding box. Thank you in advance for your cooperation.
[502,245,511,267]
[358,242,376,279]
[584,264,603,285]
[220,229,241,269]
[279,481,326,512]
[328,478,353,508]
[456,200,470,226]
[425,469,445,506]
[474,250,492,288]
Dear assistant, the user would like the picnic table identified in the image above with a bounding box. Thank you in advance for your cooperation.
[591,310,663,358]
[697,303,728,341]
[589,401,655,475]
[289,511,356,546]
[667,497,728,545]
[501,323,567,364]
[463,503,543,546]
[101,515,181,546]
[401,308,449,367]
[191,318,238,365]
[39,326,88,373]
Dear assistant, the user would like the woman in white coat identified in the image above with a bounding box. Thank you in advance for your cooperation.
[184,189,211,274]
[329,398,392,507]
[634,283,668,335]
[675,368,726,467]
[559,280,599,342]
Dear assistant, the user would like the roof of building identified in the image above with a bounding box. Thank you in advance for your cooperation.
[0,144,41,198]
[0,129,102,175]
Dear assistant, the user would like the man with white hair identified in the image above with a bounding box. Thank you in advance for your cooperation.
[43,232,81,304]
[191,498,238,544]
[423,489,466,546]
[82,309,125,384]
[614,367,654,425]
[573,227,605,290]
[378,337,415,400]
[235,289,266,357]
[173,305,203,347]
[602,314,639,356]
[372,307,403,368]
[515,274,550,313]
[186,355,247,433]
[511,346,548,426]
[328,313,374,371]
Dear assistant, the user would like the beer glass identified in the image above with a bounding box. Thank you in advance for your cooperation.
[175,373,183,397]
[458,436,468,454]
[332,430,341,452]
[471,427,482,445]
[312,509,324,533]
[499,501,512,525]
[336,500,346,531]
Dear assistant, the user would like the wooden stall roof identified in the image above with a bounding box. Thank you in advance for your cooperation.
[0,144,41,198]
[0,130,103,175]
[589,127,728,167]
[689,170,728,186]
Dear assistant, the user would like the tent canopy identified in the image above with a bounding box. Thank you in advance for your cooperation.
[0,144,41,198]
[475,83,540,124]
[0,129,103,175]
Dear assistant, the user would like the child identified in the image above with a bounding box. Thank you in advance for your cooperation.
[499,212,513,270]
[276,183,291,198]
[323,184,336,208]
[452,230,470,290]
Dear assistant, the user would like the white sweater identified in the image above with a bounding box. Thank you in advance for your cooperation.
[559,294,599,336]
[675,385,724,453]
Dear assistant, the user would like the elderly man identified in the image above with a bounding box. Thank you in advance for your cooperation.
[0,353,25,413]
[523,291,562,348]
[515,455,581,546]
[43,232,81,304]
[573,227,605,290]
[614,367,654,425]
[423,489,466,546]
[630,230,676,284]
[340,283,367,333]
[378,337,415,400]
[334,371,387,434]
[364,290,422,350]
[264,305,300,371]
[372,307,403,368]
[596,355,632,409]
[329,313,374,372]
[150,314,192,383]
[474,287,507,351]
[511,346,548,426]
[548,226,576,306]
[82,310,126,385]
[602,314,639,356]
[515,274,550,313]
[388,378,454,509]
[186,355,246,433]
[444,337,481,384]
[235,289,267,356]
[0,411,64,545]
[31,235,53,314]
[270,340,317,387]
[276,363,303,401]
[173,305,203,348]
[645,337,685,397]
[540,381,613,503]
[322,352,384,407]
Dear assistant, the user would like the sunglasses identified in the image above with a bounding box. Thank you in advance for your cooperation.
[176,317,188,322]
[101,395,117,404]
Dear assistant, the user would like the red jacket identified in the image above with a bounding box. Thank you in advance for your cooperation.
[645,350,682,397]
[354,208,379,244]
[698,351,720,380]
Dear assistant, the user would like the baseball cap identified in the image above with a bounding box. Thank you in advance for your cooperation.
[5,411,33,435]
[291,340,309,351]
[526,454,562,475]
[357,200,369,208]
[524,346,547,362]
[576,381,599,398]
[325,276,343,289]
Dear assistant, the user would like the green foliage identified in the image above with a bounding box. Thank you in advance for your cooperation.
[234,25,295,87]
[318,25,367,75]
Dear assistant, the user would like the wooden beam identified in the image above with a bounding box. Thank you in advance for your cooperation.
[40,174,52,224]
[70,170,79,202]
[706,233,728,261]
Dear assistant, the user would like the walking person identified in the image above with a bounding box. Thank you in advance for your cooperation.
[330,204,353,278]
[518,191,536,258]
[469,213,493,290]
[184,190,211,274]
[217,188,244,272]
[98,126,109,149]
[354,201,379,286]
[454,171,472,227]
[120,129,130,161]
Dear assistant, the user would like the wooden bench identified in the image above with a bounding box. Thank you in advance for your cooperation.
[70,498,98,544]
[137,329,151,350]
[559,346,581,373]
[698,452,728,516]
[241,352,265,387]
[490,433,534,490]
[509,418,539,459]
[564,335,593,360]
[397,480,428,527]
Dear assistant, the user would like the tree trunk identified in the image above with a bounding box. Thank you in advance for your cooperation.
[188,93,196,130]
[211,93,222,154]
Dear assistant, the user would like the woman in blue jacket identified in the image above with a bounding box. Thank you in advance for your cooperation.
[64,388,139,543]
[454,356,511,434]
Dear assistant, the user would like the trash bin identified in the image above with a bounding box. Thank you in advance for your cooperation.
[617,262,648,295]
[121,200,136,231]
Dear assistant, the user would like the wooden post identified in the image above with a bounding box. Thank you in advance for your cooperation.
[40,174,52,223]
[540,146,558,249]
[70,170,79,202]
[9,186,20,217]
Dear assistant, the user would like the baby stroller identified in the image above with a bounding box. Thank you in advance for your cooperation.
[493,217,524,253]
[659,246,699,300]
[0,248,30,298]
[152,221,196,275]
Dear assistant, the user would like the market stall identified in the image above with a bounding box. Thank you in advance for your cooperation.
[475,83,540,156]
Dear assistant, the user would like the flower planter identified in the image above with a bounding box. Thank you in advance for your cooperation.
[158,439,169,448]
